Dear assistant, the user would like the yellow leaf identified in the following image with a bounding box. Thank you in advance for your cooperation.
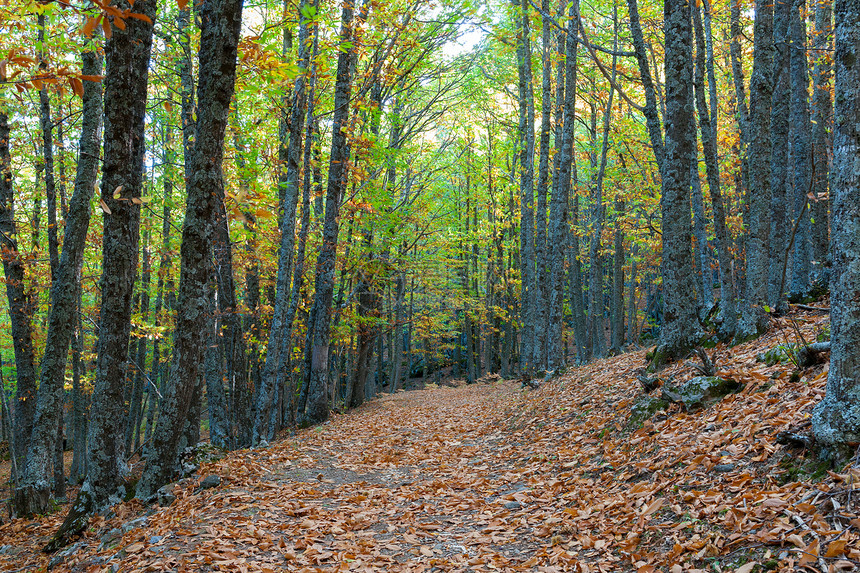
[113,185,124,199]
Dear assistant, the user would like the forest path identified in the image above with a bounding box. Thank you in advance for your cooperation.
[3,310,858,572]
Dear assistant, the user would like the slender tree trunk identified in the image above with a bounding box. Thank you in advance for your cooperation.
[788,0,812,299]
[810,0,832,264]
[137,0,243,499]
[532,0,553,372]
[738,0,775,339]
[125,228,150,454]
[38,13,59,281]
[516,0,536,376]
[655,0,699,364]
[0,112,38,480]
[304,0,366,425]
[626,0,665,175]
[690,159,710,309]
[548,0,578,370]
[69,285,87,484]
[255,0,315,441]
[811,0,860,463]
[50,2,153,547]
[693,1,736,336]
[768,0,791,309]
[610,197,625,353]
[15,18,93,502]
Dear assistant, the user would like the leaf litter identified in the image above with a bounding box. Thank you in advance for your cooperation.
[1,307,858,572]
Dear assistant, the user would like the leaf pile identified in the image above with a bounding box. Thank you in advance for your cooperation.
[1,308,858,572]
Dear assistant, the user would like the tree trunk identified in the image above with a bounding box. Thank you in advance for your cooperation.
[738,0,775,340]
[303,0,366,426]
[811,0,860,463]
[532,0,553,372]
[254,0,314,442]
[50,2,153,548]
[0,112,38,479]
[692,1,736,337]
[516,0,536,376]
[610,197,625,353]
[137,0,243,499]
[548,0,578,370]
[788,0,812,300]
[655,0,699,364]
[810,0,831,264]
[767,0,791,310]
[16,24,102,511]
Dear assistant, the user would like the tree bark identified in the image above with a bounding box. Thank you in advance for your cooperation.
[50,1,154,548]
[738,0,775,339]
[811,0,860,463]
[767,0,791,309]
[516,0,536,376]
[810,0,831,264]
[303,0,366,426]
[655,0,699,364]
[548,0,578,370]
[788,0,812,299]
[138,0,243,499]
[692,1,737,337]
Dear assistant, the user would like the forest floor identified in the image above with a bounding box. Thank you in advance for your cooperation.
[2,305,859,572]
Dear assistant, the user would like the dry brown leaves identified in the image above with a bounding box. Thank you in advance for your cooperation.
[1,308,857,572]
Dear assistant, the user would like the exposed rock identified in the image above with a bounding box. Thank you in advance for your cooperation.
[122,516,148,533]
[195,474,221,493]
[661,376,743,411]
[157,485,176,507]
[504,501,522,510]
[628,395,669,427]
[714,463,736,472]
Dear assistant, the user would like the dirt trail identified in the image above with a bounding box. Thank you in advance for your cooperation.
[2,310,858,572]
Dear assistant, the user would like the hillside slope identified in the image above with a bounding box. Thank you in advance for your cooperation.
[1,307,857,572]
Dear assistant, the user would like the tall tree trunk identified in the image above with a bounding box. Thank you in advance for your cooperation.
[254,0,314,442]
[303,0,366,426]
[137,0,243,499]
[810,0,832,264]
[655,0,699,364]
[738,0,775,340]
[532,0,553,372]
[690,159,710,309]
[767,0,791,310]
[811,0,860,463]
[0,116,38,476]
[50,1,153,548]
[693,1,737,337]
[547,0,578,370]
[788,0,812,299]
[38,12,60,281]
[516,0,536,375]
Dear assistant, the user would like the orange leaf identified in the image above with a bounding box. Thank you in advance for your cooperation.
[82,15,98,37]
[177,0,188,9]
[69,77,83,97]
[102,16,112,39]
[126,12,153,24]
[99,199,112,215]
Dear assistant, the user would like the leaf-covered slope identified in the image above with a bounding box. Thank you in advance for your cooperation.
[1,309,857,572]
